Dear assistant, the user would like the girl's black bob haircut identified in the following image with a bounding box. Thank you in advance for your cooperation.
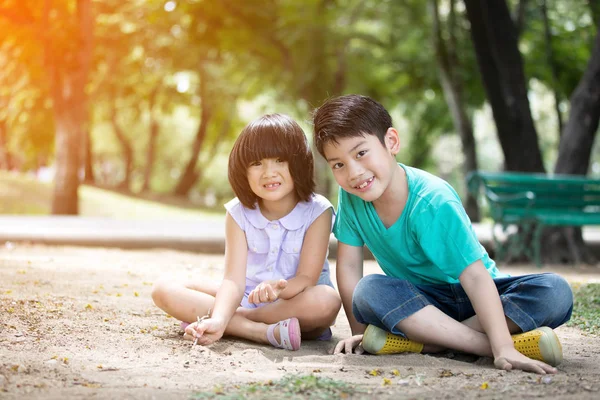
[228,114,315,209]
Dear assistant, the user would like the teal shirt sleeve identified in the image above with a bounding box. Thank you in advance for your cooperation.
[414,200,485,280]
[332,189,364,247]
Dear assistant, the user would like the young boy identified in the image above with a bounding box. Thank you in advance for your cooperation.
[312,94,573,375]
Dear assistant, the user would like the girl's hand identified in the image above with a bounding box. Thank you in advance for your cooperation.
[184,317,226,346]
[494,346,558,375]
[248,279,287,304]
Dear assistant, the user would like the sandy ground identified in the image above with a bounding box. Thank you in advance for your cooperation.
[1,243,600,399]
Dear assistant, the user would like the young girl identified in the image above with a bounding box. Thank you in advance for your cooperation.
[152,114,342,350]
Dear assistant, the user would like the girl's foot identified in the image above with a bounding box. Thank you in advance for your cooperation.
[267,317,301,351]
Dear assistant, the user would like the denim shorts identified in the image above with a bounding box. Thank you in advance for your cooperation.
[352,273,573,336]
[241,269,334,309]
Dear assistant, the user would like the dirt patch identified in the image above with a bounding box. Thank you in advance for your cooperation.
[1,244,600,399]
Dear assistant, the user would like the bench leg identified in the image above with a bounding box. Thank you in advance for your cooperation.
[533,223,544,268]
[564,226,582,266]
[492,224,507,263]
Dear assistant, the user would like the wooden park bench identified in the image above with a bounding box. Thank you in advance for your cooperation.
[467,171,600,267]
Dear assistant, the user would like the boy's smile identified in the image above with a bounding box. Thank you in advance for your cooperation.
[323,129,402,204]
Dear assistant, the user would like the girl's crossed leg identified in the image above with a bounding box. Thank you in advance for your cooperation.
[151,276,341,347]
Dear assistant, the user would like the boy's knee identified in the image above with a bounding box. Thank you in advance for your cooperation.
[537,273,573,325]
[548,273,573,313]
[353,274,381,301]
[352,274,391,315]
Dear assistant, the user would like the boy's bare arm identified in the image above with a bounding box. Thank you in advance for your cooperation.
[336,242,365,335]
[332,242,366,354]
[459,261,557,374]
[459,261,514,353]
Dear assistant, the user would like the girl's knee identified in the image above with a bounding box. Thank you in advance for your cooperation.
[314,286,342,319]
[151,279,174,308]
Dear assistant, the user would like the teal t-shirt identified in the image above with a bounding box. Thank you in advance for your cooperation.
[333,164,502,285]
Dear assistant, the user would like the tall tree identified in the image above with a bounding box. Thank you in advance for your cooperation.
[543,24,600,265]
[45,0,93,214]
[464,0,545,172]
[555,25,600,176]
[430,0,480,221]
[541,0,564,137]
[173,66,213,196]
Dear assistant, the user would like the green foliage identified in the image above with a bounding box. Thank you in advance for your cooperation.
[522,0,597,99]
[1,0,599,203]
[567,283,600,336]
[192,374,362,400]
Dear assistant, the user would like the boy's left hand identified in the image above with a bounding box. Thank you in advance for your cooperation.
[494,346,558,374]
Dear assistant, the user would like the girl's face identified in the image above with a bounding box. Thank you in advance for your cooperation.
[247,157,297,205]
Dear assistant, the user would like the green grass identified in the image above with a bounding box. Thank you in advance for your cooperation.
[0,172,223,220]
[567,283,600,335]
[192,374,363,400]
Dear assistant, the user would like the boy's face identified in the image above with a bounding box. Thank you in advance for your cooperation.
[323,129,400,203]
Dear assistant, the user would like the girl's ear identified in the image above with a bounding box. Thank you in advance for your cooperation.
[384,128,401,155]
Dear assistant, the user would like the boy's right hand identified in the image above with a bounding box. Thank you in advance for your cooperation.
[333,334,364,355]
[184,317,226,346]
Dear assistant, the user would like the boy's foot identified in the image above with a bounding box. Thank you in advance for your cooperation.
[512,326,563,366]
[267,317,301,351]
[361,324,424,355]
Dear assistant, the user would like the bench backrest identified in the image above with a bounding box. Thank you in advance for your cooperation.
[467,171,600,221]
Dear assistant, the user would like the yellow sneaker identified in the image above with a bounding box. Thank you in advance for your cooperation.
[512,326,563,366]
[361,324,424,355]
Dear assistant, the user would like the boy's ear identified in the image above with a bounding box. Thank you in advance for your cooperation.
[384,128,401,155]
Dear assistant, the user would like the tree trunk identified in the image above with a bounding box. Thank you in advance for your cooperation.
[555,26,600,175]
[0,120,12,170]
[543,26,600,265]
[52,108,82,214]
[430,0,480,221]
[110,104,134,190]
[173,72,212,197]
[464,0,545,173]
[590,1,600,29]
[513,0,528,37]
[49,0,93,215]
[541,0,564,137]
[82,129,95,183]
[142,88,159,192]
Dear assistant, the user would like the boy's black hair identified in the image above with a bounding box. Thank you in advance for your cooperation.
[312,94,392,157]
[228,113,315,209]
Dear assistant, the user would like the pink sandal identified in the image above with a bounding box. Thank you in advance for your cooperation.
[267,317,301,351]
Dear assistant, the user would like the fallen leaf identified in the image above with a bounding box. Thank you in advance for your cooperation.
[439,369,454,377]
[480,382,489,390]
